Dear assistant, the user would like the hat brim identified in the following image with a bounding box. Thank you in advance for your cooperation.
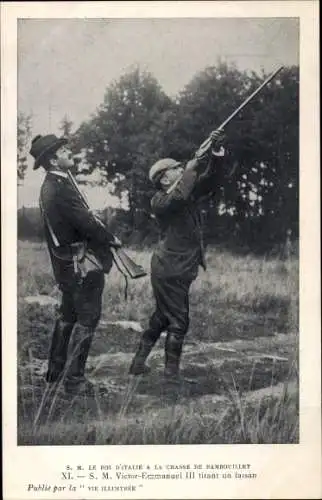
[33,137,68,169]
[150,161,182,184]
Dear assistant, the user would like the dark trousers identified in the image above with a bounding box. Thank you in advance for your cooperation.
[150,273,191,338]
[130,272,192,375]
[46,270,105,384]
[59,270,105,329]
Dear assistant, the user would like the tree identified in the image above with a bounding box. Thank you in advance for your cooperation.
[59,115,74,138]
[168,62,299,251]
[71,62,299,251]
[74,68,175,235]
[228,66,299,250]
[255,66,299,245]
[17,112,32,182]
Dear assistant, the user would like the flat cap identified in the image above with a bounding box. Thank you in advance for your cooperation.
[149,158,181,184]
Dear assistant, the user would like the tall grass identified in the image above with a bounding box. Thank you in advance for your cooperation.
[19,379,299,445]
[18,241,299,333]
[17,241,299,445]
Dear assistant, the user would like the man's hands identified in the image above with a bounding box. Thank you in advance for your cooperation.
[210,129,225,148]
[184,129,226,172]
[194,128,226,161]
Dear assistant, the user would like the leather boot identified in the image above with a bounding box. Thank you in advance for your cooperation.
[164,332,184,379]
[164,332,197,385]
[46,319,74,383]
[129,328,162,376]
[63,323,95,393]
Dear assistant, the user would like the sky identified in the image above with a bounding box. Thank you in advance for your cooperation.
[17,17,299,208]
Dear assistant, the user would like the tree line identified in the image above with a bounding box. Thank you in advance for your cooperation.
[18,61,299,254]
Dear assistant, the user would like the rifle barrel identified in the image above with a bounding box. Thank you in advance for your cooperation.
[67,170,90,209]
[67,170,108,231]
[218,65,284,130]
[195,65,284,156]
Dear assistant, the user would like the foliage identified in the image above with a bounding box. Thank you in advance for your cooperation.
[17,112,32,182]
[18,207,44,241]
[59,115,74,138]
[167,63,299,251]
[73,68,174,232]
[58,62,299,252]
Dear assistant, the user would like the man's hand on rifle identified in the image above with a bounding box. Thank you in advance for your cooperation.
[194,129,226,161]
[184,128,227,173]
[210,129,225,148]
[210,129,225,159]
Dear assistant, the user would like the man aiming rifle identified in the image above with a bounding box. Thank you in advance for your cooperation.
[128,130,225,382]
[129,66,283,383]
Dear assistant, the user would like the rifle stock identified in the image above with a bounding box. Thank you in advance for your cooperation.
[67,170,147,280]
[111,247,147,279]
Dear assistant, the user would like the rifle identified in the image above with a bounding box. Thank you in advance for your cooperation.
[66,170,147,280]
[194,65,284,161]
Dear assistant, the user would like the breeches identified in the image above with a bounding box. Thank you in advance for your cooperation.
[150,273,192,337]
[58,270,105,329]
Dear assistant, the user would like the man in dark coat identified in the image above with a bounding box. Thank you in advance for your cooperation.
[30,134,121,394]
[129,129,225,382]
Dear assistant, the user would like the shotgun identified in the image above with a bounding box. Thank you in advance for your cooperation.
[194,65,284,160]
[67,170,147,279]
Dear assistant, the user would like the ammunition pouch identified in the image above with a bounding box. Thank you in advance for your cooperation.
[51,242,113,278]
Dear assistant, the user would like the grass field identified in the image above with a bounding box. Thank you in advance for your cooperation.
[17,240,299,445]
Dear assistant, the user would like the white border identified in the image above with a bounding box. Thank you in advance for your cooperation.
[2,2,321,499]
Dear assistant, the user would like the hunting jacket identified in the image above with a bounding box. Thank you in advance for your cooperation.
[151,149,225,282]
[40,170,115,287]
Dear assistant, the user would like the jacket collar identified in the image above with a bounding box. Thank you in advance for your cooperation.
[48,170,68,179]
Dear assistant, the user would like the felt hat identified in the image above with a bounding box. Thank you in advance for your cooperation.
[30,134,68,169]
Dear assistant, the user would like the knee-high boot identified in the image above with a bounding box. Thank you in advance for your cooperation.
[46,319,74,383]
[129,328,163,376]
[164,332,185,378]
[64,322,95,390]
